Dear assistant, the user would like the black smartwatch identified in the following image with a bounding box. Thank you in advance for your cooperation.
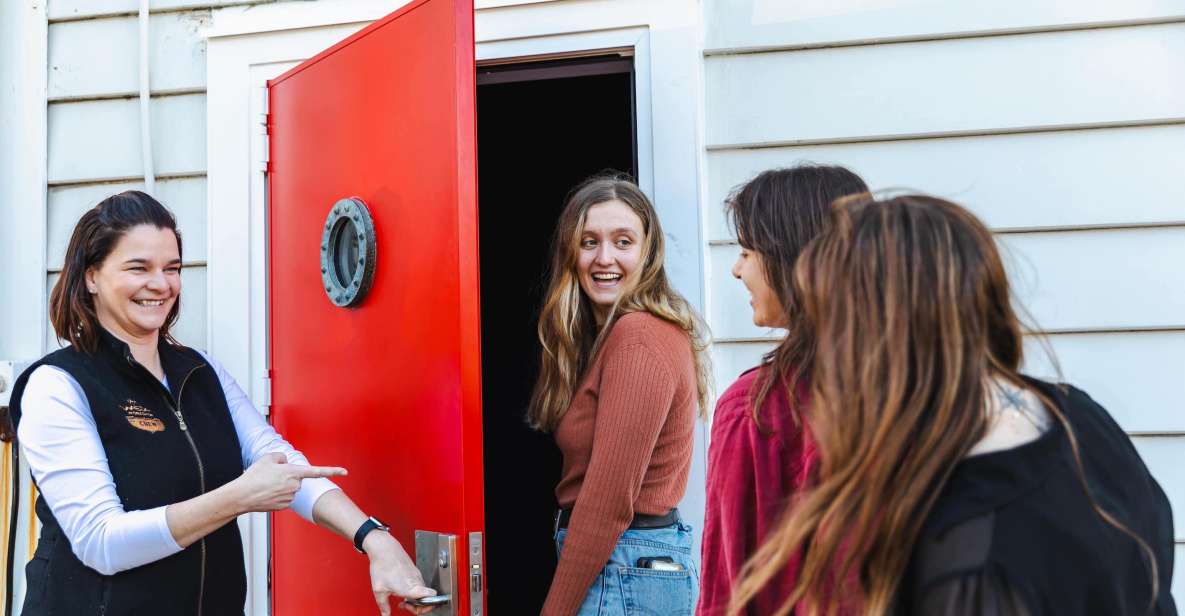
[352,516,390,554]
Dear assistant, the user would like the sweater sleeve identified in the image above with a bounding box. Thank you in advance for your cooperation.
[17,366,182,575]
[542,342,678,616]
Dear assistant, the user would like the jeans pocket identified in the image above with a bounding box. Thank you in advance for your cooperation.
[616,566,695,616]
[575,571,608,616]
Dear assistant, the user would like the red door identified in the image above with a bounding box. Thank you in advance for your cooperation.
[267,1,481,614]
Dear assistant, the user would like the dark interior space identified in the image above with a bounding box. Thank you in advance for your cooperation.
[478,56,636,614]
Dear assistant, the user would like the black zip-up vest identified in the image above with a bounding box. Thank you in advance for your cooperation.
[9,330,247,615]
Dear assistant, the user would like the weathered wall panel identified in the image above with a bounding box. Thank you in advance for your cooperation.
[1022,331,1185,433]
[709,331,1185,434]
[705,23,1185,146]
[48,177,208,269]
[1000,228,1185,331]
[705,0,1185,50]
[48,93,207,183]
[709,228,1185,340]
[706,125,1185,240]
[48,0,269,21]
[49,11,210,99]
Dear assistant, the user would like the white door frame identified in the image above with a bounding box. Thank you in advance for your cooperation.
[205,2,706,613]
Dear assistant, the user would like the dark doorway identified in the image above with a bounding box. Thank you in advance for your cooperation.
[478,55,637,614]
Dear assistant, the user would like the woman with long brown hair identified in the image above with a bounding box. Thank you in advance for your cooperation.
[6,191,434,615]
[697,164,869,616]
[531,173,710,615]
[730,195,1176,615]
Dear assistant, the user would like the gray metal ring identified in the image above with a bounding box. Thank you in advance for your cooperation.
[320,197,377,308]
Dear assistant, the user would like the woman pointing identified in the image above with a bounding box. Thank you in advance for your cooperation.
[6,191,434,615]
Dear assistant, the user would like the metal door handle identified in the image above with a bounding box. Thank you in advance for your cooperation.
[406,594,452,607]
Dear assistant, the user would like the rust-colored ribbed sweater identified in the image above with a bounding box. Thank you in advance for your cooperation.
[542,312,698,616]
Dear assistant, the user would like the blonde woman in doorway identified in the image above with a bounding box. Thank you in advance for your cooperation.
[531,174,710,616]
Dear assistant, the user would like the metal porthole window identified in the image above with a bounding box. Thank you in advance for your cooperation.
[320,197,377,307]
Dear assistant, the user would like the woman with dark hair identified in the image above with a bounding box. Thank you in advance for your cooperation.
[729,195,1175,615]
[697,164,869,616]
[531,174,710,615]
[6,191,435,615]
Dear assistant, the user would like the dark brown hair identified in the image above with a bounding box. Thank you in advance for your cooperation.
[0,192,183,442]
[726,164,869,428]
[50,190,184,354]
[728,194,1158,616]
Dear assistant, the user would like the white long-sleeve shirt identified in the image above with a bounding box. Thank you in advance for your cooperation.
[16,351,339,576]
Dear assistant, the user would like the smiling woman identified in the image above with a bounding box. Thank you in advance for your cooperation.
[529,174,711,616]
[4,191,435,616]
[575,199,645,321]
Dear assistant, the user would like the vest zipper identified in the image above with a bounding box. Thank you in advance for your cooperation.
[160,364,208,616]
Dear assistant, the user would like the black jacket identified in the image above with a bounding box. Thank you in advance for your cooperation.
[897,378,1176,615]
[9,330,246,615]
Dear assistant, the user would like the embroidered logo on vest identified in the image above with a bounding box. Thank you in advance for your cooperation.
[121,399,166,433]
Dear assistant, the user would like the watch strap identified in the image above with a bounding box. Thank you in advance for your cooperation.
[353,516,388,554]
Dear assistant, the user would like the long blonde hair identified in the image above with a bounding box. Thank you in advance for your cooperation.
[528,173,710,431]
[728,195,1159,616]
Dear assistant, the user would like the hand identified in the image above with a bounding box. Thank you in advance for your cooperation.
[233,452,347,513]
[362,531,437,615]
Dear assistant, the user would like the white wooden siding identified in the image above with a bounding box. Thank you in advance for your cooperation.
[47,178,209,270]
[708,333,1185,434]
[702,7,1185,585]
[999,228,1185,331]
[705,23,1185,148]
[705,0,1185,51]
[707,124,1185,240]
[43,5,215,370]
[48,94,207,183]
[1022,331,1185,433]
[49,12,210,100]
[48,0,269,21]
[709,230,1185,340]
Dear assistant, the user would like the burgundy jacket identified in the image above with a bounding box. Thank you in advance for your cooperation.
[697,366,817,616]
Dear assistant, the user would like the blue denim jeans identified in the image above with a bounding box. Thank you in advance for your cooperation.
[555,520,700,616]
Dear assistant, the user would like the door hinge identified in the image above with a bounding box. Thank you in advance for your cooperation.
[258,372,272,416]
[258,85,270,173]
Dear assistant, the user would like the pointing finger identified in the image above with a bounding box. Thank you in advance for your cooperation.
[292,465,348,478]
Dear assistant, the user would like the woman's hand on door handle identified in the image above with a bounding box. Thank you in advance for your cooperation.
[362,530,438,615]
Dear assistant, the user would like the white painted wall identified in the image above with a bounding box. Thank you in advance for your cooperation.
[702,1,1185,605]
[6,0,1183,611]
